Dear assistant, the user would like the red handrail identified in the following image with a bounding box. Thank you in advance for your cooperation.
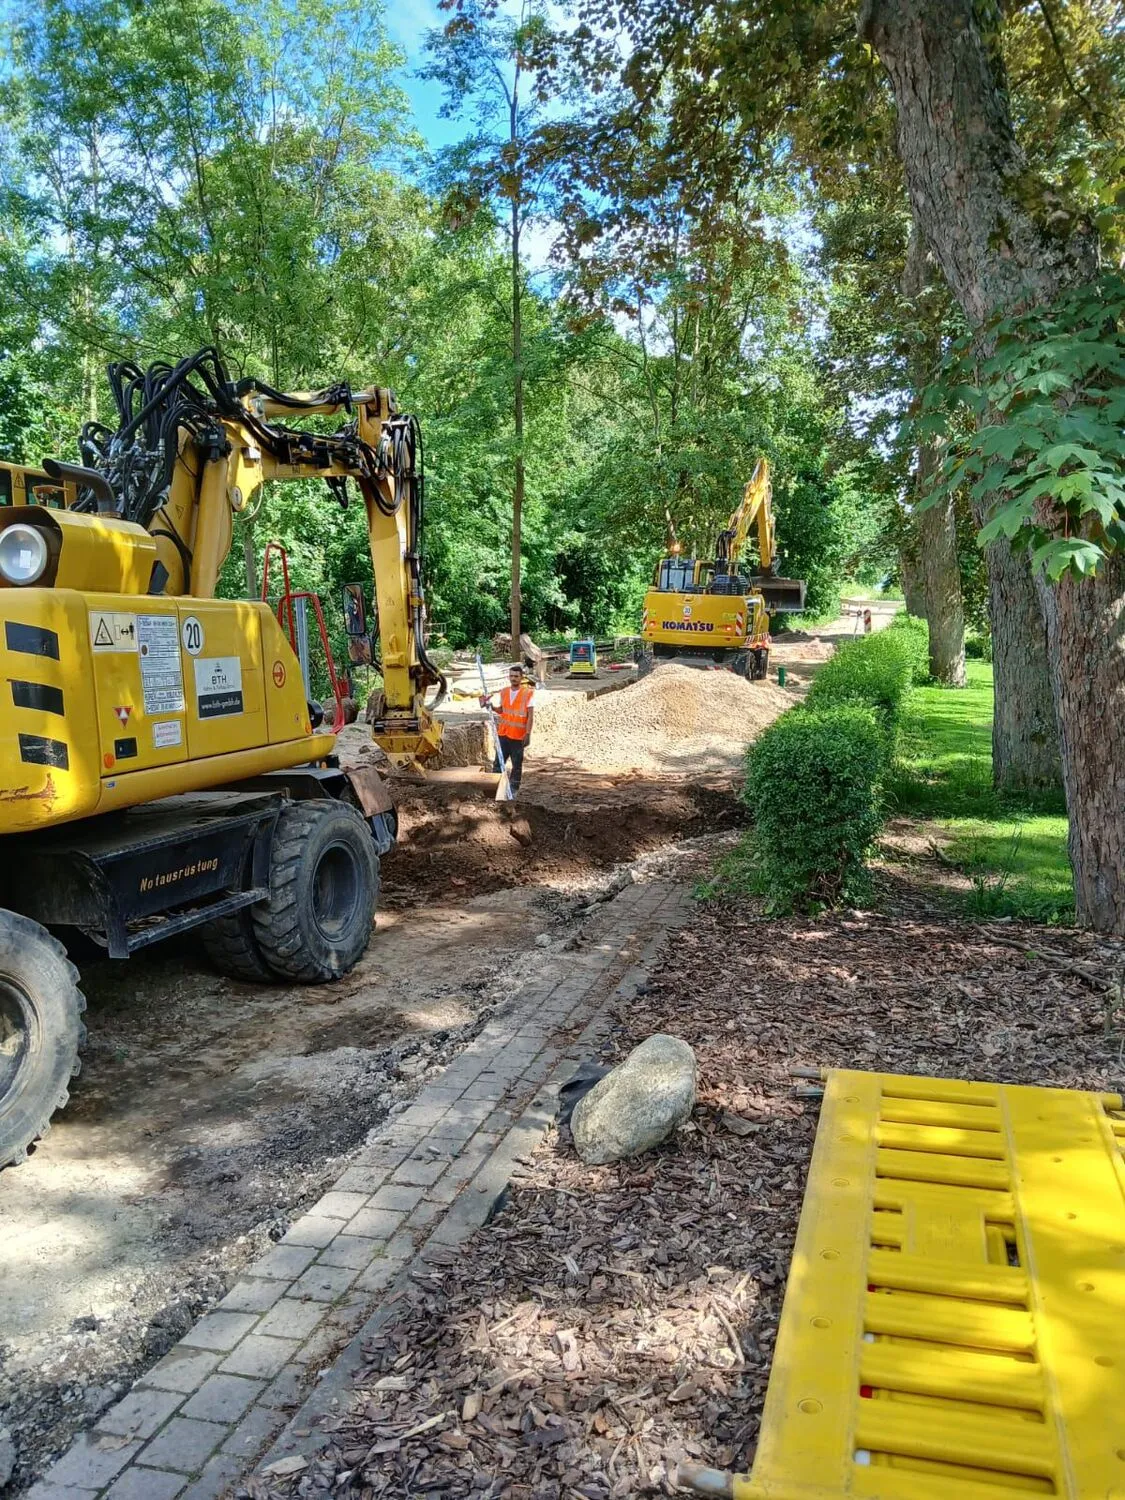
[259,542,346,732]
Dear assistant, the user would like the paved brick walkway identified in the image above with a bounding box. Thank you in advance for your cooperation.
[25,877,691,1500]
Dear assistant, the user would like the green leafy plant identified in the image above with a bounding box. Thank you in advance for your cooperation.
[805,630,914,748]
[741,704,888,911]
[962,825,1024,917]
[918,272,1125,581]
[885,612,932,684]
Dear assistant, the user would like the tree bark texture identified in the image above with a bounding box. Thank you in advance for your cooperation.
[915,436,966,686]
[858,0,1097,323]
[862,0,1125,929]
[899,539,926,618]
[986,537,1060,792]
[1036,556,1125,932]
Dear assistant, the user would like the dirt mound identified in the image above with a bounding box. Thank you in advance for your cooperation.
[772,630,836,661]
[532,663,794,774]
[383,778,741,901]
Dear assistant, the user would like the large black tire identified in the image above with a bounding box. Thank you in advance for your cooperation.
[252,801,379,982]
[0,911,86,1169]
[202,906,276,982]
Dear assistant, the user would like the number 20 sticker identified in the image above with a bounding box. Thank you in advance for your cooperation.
[182,616,204,656]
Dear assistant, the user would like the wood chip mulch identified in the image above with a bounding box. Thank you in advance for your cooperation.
[247,902,1125,1500]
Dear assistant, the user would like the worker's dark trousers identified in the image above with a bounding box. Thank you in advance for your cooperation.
[497,735,526,791]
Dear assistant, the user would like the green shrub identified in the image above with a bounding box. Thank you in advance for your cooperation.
[885,612,932,684]
[805,630,914,746]
[741,704,888,910]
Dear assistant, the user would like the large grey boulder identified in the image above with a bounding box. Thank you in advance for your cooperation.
[571,1034,697,1164]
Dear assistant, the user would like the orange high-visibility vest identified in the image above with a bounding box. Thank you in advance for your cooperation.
[497,685,533,740]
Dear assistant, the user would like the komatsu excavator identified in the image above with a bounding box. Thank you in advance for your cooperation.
[639,458,806,678]
[0,347,445,1166]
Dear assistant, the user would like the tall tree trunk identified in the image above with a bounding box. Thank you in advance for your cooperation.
[899,530,926,618]
[1037,556,1125,930]
[243,529,257,599]
[902,234,966,684]
[915,439,966,686]
[986,537,1060,791]
[860,0,1125,927]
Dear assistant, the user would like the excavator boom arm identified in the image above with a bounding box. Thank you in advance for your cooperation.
[54,349,443,759]
[721,457,775,575]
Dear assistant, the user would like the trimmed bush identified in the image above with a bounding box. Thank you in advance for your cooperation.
[805,629,914,745]
[741,704,888,910]
[885,612,931,683]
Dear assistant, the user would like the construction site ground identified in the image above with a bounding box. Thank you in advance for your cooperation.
[0,605,895,1497]
[242,884,1125,1500]
[0,611,857,1494]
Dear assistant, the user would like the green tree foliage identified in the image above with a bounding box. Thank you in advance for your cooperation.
[921,273,1125,581]
[0,0,897,653]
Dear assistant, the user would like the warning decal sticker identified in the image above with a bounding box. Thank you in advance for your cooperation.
[153,720,183,749]
[137,614,185,715]
[195,656,244,719]
[90,612,137,652]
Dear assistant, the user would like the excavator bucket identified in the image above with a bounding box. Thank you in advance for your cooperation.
[752,575,806,612]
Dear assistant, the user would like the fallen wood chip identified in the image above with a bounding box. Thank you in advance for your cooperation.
[462,1391,483,1422]
[399,1412,448,1441]
[261,1455,308,1477]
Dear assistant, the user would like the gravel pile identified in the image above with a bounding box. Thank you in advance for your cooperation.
[533,665,794,775]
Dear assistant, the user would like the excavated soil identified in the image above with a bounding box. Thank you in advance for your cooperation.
[381,779,743,903]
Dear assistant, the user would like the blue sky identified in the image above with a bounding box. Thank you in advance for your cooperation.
[386,0,564,275]
[386,0,468,153]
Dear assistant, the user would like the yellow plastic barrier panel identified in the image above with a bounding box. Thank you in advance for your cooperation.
[727,1069,1125,1500]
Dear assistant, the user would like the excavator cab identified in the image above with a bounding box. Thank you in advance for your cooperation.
[656,555,698,592]
[0,460,74,510]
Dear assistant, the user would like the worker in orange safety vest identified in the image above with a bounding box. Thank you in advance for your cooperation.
[480,663,535,794]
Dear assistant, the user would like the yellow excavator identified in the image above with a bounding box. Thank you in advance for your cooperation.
[0,347,446,1166]
[639,458,806,678]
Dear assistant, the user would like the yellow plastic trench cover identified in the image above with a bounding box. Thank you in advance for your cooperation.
[735,1069,1125,1500]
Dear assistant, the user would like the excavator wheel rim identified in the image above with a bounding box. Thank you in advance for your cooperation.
[311,843,363,942]
[0,976,36,1112]
[252,800,379,983]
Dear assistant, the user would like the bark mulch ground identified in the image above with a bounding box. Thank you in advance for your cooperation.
[248,900,1125,1500]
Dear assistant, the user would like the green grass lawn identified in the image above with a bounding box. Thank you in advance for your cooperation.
[892,661,1074,924]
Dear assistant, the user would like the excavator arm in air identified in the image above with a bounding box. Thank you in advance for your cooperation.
[17,348,445,770]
